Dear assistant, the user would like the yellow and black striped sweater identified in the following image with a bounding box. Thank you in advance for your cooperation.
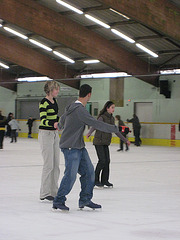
[39,98,59,130]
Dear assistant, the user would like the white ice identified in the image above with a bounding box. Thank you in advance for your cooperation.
[0,138,180,240]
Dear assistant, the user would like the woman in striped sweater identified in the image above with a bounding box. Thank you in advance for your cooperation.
[38,80,60,202]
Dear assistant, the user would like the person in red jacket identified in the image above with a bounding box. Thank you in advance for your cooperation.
[115,115,131,152]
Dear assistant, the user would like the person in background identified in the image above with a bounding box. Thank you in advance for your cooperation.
[127,114,141,146]
[0,110,7,149]
[53,85,129,211]
[6,112,13,137]
[27,117,36,138]
[8,117,19,143]
[87,102,130,188]
[115,115,130,152]
[38,80,60,202]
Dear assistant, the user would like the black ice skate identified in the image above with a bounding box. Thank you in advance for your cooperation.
[103,182,113,188]
[79,201,102,210]
[94,181,104,188]
[117,148,123,151]
[52,203,69,211]
[40,196,54,202]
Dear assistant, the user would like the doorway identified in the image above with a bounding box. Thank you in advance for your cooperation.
[134,102,153,122]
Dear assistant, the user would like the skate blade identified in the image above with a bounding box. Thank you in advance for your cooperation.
[78,207,102,211]
[94,186,104,189]
[39,199,53,203]
[52,207,69,213]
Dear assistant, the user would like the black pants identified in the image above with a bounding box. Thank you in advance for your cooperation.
[11,130,17,142]
[28,126,32,135]
[120,132,128,150]
[134,128,141,146]
[0,130,5,148]
[94,145,110,184]
[6,125,11,137]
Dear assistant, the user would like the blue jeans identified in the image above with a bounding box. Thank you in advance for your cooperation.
[54,148,95,206]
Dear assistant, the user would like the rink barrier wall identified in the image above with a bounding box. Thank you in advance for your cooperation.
[17,120,180,147]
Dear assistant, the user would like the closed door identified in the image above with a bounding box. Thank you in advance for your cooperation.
[134,102,153,122]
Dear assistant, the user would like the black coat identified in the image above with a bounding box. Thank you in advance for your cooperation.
[93,112,115,146]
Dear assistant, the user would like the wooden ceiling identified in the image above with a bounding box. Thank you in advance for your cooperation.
[0,0,179,90]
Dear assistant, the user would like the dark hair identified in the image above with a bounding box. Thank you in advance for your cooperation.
[115,115,121,121]
[98,101,114,117]
[79,84,92,97]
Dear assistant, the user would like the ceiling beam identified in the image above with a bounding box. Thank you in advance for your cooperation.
[0,34,79,89]
[0,0,159,86]
[160,54,180,68]
[98,0,180,43]
[83,5,109,13]
[0,70,17,91]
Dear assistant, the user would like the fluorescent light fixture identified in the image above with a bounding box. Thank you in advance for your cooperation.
[109,8,130,20]
[29,39,52,51]
[56,0,83,14]
[17,76,52,82]
[81,72,131,79]
[84,60,100,64]
[160,69,180,75]
[111,29,135,43]
[136,43,158,58]
[3,26,28,40]
[85,14,110,29]
[53,51,75,63]
[0,24,2,27]
[0,61,9,69]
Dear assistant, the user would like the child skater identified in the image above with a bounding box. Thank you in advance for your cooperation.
[8,117,19,143]
[115,115,130,152]
[87,101,130,188]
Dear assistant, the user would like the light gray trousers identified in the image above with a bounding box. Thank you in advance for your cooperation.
[38,130,60,199]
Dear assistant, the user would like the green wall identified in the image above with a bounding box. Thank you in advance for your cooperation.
[17,81,78,98]
[81,75,180,123]
[0,87,16,116]
[0,75,180,123]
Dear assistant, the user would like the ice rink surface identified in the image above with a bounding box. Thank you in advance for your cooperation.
[0,138,180,240]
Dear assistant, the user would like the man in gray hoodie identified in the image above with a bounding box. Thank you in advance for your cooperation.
[53,84,129,211]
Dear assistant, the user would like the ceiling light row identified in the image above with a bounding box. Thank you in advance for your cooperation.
[1,23,100,66]
[81,72,131,79]
[55,0,158,58]
[0,61,9,69]
[17,76,52,82]
[3,26,75,63]
[0,24,10,69]
[109,8,130,20]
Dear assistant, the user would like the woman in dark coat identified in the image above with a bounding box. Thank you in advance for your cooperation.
[87,101,130,188]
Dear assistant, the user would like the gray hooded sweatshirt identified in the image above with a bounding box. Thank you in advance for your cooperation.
[58,102,119,149]
[8,119,19,130]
